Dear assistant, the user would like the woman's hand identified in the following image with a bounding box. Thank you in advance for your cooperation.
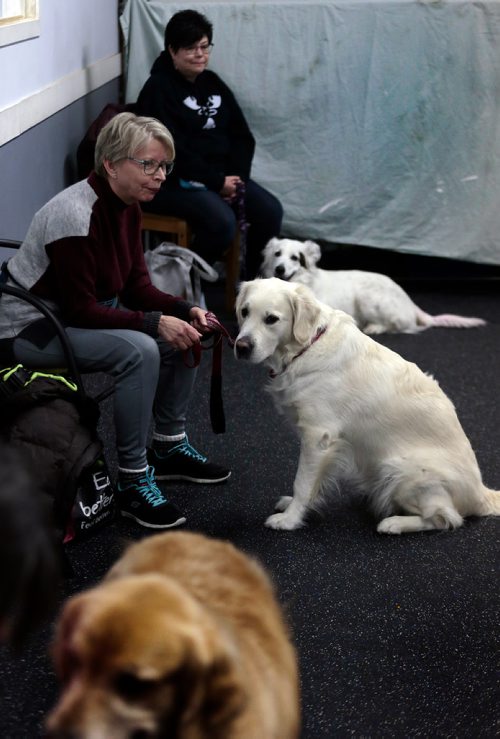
[220,175,242,200]
[158,315,202,350]
[189,306,212,334]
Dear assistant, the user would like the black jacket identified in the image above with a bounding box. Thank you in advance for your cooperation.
[136,51,255,193]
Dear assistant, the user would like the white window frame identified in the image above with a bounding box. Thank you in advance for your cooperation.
[0,0,39,48]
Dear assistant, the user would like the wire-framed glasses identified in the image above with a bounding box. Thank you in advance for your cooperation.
[126,158,174,176]
[182,42,214,56]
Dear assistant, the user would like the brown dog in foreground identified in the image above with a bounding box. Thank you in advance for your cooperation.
[46,531,300,738]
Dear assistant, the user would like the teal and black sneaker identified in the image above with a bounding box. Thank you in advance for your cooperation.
[149,436,231,484]
[117,466,186,529]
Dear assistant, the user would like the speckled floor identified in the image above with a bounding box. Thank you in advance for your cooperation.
[1,276,499,738]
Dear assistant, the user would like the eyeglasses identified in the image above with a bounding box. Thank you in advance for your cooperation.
[126,158,174,176]
[182,42,214,56]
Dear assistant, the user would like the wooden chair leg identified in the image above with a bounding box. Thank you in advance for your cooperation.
[175,222,191,248]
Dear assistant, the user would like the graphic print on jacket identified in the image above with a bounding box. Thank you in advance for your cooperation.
[183,94,221,129]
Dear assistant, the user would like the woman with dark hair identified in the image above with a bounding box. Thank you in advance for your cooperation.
[136,9,283,279]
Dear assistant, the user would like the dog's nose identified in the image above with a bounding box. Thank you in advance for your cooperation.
[234,337,254,360]
[274,264,285,277]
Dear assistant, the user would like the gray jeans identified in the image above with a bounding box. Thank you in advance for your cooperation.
[13,327,197,470]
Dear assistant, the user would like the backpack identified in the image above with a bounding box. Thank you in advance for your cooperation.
[0,365,115,543]
[144,242,219,307]
[76,101,136,179]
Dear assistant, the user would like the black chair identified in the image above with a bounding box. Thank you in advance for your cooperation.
[0,283,113,403]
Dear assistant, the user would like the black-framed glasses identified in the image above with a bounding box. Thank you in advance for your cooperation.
[126,158,174,176]
[182,42,214,56]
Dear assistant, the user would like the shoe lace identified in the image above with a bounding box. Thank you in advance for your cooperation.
[170,436,207,463]
[135,467,167,507]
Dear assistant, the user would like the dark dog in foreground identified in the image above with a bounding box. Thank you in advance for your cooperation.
[46,531,300,738]
[0,445,61,645]
[234,278,500,533]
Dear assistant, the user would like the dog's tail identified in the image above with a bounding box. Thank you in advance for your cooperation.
[478,486,500,516]
[416,308,486,330]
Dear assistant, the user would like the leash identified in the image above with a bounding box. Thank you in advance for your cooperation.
[230,180,249,280]
[184,312,235,434]
[269,326,327,379]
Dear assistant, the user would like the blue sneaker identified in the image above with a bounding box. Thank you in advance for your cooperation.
[117,466,186,529]
[149,437,231,484]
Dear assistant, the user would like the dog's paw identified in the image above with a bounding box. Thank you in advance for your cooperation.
[265,512,303,530]
[377,516,405,535]
[274,496,293,512]
[363,323,388,335]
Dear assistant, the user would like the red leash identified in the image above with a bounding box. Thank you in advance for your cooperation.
[184,312,235,433]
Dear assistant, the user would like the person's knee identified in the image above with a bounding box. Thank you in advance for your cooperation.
[114,334,161,378]
[205,208,237,243]
[265,198,283,234]
[130,334,160,366]
[193,210,236,263]
[262,190,283,225]
[273,196,284,225]
[246,185,283,234]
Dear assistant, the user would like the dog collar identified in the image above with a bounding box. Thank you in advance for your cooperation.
[269,326,327,379]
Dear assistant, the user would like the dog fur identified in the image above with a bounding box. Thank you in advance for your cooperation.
[234,278,500,533]
[261,237,486,334]
[45,531,300,738]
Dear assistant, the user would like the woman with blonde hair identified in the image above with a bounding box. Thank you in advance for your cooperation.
[0,112,230,530]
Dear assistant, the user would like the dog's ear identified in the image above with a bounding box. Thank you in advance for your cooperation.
[50,594,87,682]
[262,237,279,257]
[198,651,247,733]
[290,284,322,345]
[235,281,250,313]
[173,623,246,735]
[260,238,279,276]
[302,240,322,267]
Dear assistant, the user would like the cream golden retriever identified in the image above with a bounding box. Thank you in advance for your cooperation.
[45,531,300,738]
[234,278,500,533]
[261,237,486,334]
